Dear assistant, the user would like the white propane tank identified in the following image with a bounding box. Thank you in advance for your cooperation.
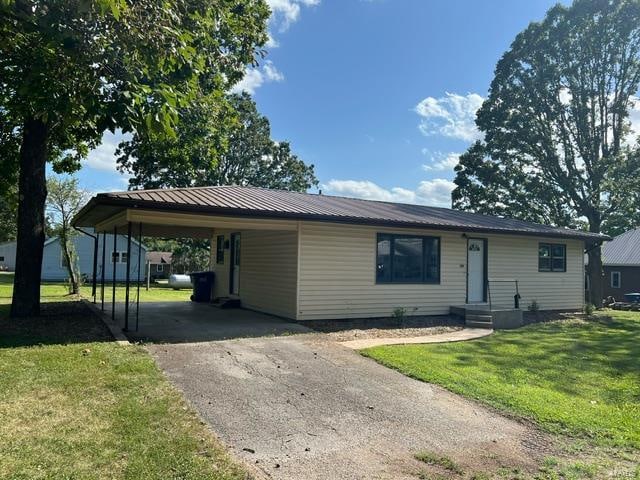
[168,274,193,290]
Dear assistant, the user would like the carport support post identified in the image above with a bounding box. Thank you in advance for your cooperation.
[101,231,106,310]
[136,222,142,332]
[124,222,132,332]
[112,226,117,322]
[92,235,98,303]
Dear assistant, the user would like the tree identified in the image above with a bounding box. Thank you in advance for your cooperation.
[117,92,317,274]
[46,177,90,294]
[117,92,318,191]
[1,0,269,316]
[452,0,640,304]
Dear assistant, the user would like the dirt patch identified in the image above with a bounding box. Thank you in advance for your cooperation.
[327,325,462,342]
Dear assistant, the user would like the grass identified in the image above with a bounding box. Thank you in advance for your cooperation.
[0,279,249,479]
[362,312,640,449]
[0,273,249,480]
[0,271,192,306]
[415,451,464,475]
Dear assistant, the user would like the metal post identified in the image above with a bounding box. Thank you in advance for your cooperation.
[101,231,106,311]
[136,222,142,332]
[112,226,117,322]
[124,222,132,332]
[92,235,98,302]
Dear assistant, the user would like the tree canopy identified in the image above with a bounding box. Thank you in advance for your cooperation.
[117,92,318,192]
[1,0,269,316]
[452,0,640,303]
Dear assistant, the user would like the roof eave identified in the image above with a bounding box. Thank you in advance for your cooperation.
[76,195,609,242]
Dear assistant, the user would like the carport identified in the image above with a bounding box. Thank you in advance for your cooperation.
[72,187,301,334]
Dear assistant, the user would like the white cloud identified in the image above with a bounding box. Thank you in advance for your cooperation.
[415,92,484,142]
[267,0,319,32]
[83,134,120,172]
[422,151,461,171]
[323,178,455,208]
[231,61,284,94]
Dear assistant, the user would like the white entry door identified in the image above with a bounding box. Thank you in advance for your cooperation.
[231,233,240,295]
[467,239,485,303]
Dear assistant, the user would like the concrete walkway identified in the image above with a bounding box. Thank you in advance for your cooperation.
[339,327,493,350]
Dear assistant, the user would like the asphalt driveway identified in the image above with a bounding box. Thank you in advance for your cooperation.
[148,330,549,479]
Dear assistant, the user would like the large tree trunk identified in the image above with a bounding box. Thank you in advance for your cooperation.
[587,245,604,307]
[585,214,604,307]
[10,118,48,318]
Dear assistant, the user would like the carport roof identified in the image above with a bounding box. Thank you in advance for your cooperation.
[73,185,609,241]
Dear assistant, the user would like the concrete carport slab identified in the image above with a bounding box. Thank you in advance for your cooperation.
[120,302,312,343]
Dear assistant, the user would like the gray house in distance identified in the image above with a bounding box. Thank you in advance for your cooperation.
[0,229,147,282]
[602,228,640,300]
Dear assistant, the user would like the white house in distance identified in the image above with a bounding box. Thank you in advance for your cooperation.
[0,229,147,282]
[72,186,609,326]
[0,241,17,271]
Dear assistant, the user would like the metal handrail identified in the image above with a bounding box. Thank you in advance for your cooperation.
[487,278,520,309]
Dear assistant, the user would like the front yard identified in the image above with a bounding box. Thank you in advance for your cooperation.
[0,282,248,479]
[0,272,191,313]
[363,311,640,478]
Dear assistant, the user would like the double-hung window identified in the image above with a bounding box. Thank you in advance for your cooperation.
[538,243,566,272]
[611,271,621,289]
[376,234,440,284]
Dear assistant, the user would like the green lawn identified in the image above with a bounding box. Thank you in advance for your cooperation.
[0,272,192,308]
[0,277,248,479]
[363,312,640,450]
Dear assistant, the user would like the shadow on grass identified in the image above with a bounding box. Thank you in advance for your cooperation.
[0,301,114,348]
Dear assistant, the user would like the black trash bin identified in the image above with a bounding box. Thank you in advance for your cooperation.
[189,271,215,302]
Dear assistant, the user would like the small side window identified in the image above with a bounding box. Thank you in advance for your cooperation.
[216,235,225,264]
[611,271,621,289]
[539,243,566,272]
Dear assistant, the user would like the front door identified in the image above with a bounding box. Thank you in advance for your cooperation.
[467,238,486,303]
[230,233,240,295]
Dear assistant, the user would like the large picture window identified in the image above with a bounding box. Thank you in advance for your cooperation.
[376,234,440,284]
[538,243,566,272]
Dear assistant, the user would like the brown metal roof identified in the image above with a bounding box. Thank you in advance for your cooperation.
[73,185,609,241]
[146,251,173,264]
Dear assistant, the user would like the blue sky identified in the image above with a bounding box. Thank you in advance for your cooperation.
[77,0,567,207]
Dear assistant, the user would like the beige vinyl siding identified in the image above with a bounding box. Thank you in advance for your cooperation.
[211,229,298,319]
[239,230,298,319]
[297,222,584,320]
[298,222,468,320]
[484,234,584,311]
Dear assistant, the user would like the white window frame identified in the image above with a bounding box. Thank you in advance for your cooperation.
[111,251,129,264]
[156,263,164,273]
[611,271,621,289]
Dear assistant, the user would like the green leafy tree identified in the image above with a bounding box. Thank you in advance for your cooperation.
[118,92,318,191]
[1,0,269,316]
[46,177,90,294]
[117,92,317,274]
[452,0,640,304]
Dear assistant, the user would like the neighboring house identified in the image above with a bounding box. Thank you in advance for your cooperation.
[601,228,640,300]
[0,241,17,270]
[146,251,173,279]
[73,186,608,321]
[0,229,147,281]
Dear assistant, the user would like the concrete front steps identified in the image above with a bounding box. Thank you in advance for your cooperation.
[450,304,523,329]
